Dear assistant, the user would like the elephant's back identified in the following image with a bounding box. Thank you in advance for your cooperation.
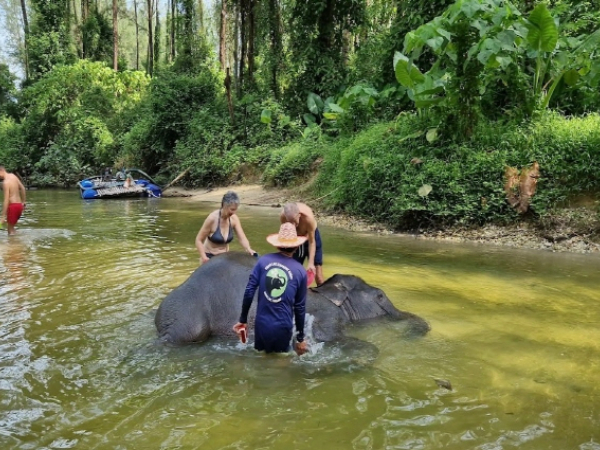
[155,252,258,344]
[200,254,257,332]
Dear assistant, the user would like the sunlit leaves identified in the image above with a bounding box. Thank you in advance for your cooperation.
[261,109,272,124]
[418,184,432,197]
[426,128,438,143]
[526,4,558,52]
[393,0,600,118]
[393,52,425,89]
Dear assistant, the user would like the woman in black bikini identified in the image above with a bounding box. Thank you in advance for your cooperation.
[195,191,256,264]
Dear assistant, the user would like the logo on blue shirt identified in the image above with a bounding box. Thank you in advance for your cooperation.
[265,267,288,302]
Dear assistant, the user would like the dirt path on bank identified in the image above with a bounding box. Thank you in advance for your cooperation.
[164,184,291,207]
[163,184,600,254]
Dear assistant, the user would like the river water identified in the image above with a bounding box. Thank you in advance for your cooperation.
[1,190,599,450]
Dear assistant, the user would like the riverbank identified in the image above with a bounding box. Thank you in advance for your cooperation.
[163,184,600,254]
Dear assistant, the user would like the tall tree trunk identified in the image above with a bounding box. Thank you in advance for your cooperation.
[154,6,160,66]
[82,0,89,20]
[146,0,154,76]
[314,0,336,90]
[170,0,175,62]
[179,0,195,65]
[224,67,235,124]
[239,0,247,93]
[113,0,118,70]
[317,0,335,51]
[134,0,140,70]
[247,0,255,83]
[233,1,239,83]
[197,0,204,32]
[65,0,72,47]
[71,0,81,58]
[20,0,30,80]
[341,30,351,66]
[81,0,89,58]
[267,0,281,98]
[219,0,227,70]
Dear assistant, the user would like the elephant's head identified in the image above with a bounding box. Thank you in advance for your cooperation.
[310,274,430,337]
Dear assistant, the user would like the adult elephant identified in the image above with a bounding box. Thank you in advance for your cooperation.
[155,252,430,346]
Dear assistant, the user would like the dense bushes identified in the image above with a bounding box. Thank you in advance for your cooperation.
[314,112,600,229]
[261,141,323,187]
[0,117,24,172]
[0,61,149,184]
[158,93,303,187]
[169,104,238,186]
[120,68,221,175]
[528,113,600,204]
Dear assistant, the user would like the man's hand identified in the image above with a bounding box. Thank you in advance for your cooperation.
[315,266,325,286]
[232,322,247,336]
[233,322,248,343]
[307,263,316,276]
[294,341,308,356]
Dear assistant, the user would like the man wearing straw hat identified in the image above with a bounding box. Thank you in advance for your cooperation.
[233,223,309,356]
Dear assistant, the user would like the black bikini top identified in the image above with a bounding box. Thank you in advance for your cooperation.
[207,210,234,244]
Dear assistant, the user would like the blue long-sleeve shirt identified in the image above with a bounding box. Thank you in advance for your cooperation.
[239,252,307,342]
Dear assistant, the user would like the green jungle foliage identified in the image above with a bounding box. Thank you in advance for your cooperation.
[262,140,323,187]
[313,112,600,229]
[351,0,455,88]
[80,4,114,64]
[393,1,600,132]
[0,64,17,118]
[0,0,599,229]
[0,116,23,171]
[286,0,366,114]
[14,60,149,186]
[121,67,220,175]
[27,0,76,82]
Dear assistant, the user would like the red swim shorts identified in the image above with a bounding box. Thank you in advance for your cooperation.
[7,203,24,225]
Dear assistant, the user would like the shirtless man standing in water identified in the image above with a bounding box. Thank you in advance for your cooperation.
[0,166,27,235]
[280,202,324,285]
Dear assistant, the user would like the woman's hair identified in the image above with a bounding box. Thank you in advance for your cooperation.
[221,191,240,207]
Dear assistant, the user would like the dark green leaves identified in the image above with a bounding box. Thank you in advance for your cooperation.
[307,93,324,116]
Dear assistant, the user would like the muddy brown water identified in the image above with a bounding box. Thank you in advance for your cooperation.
[1,190,599,449]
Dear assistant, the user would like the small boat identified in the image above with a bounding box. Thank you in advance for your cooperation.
[78,168,162,199]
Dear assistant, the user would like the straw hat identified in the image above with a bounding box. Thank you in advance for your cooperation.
[266,223,308,248]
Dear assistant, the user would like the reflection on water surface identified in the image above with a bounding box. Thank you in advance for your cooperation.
[0,190,599,449]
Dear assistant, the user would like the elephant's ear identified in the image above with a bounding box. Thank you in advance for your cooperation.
[311,278,350,307]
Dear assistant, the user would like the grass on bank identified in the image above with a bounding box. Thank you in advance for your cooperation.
[260,112,600,231]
